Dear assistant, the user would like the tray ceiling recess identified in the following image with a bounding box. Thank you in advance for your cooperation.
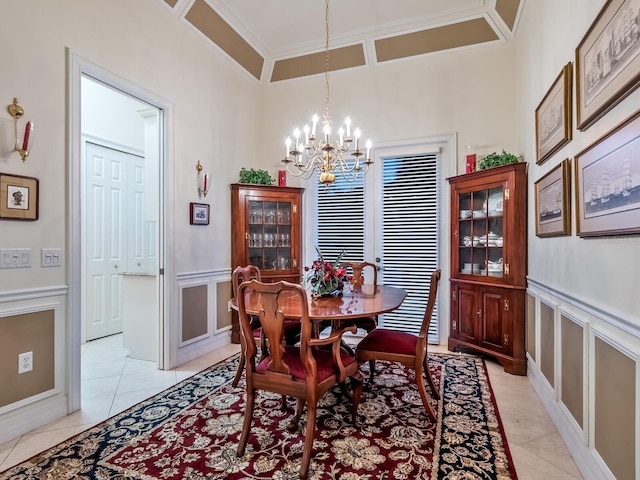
[163,0,523,83]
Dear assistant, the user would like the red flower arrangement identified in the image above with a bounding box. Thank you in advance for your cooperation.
[304,247,351,298]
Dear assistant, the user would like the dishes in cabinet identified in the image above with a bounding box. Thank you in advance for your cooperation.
[472,210,486,218]
[460,209,471,219]
[489,209,503,217]
[487,232,498,246]
[495,237,503,247]
[463,262,480,271]
[487,258,503,272]
[488,191,503,213]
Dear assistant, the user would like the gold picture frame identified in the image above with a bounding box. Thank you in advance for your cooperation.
[535,63,572,165]
[575,110,640,237]
[0,173,39,221]
[576,0,640,130]
[535,159,571,237]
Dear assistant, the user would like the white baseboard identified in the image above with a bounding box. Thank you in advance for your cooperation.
[0,395,69,445]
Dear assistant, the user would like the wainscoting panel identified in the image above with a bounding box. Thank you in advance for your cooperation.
[181,284,208,343]
[526,292,536,362]
[175,269,232,367]
[539,298,556,389]
[593,333,636,480]
[0,310,55,408]
[0,289,68,445]
[216,281,232,332]
[559,312,585,430]
[527,278,640,480]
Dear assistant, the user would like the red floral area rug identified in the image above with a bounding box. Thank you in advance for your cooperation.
[0,353,518,479]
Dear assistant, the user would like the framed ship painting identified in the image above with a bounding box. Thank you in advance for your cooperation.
[535,159,571,237]
[535,63,572,165]
[576,0,640,130]
[575,110,640,236]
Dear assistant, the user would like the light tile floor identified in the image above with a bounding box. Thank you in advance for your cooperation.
[0,335,583,479]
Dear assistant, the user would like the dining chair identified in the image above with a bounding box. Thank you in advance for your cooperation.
[236,279,363,479]
[338,261,379,333]
[231,266,302,388]
[231,265,262,388]
[355,269,441,422]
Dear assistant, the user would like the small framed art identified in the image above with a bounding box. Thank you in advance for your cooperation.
[534,159,571,237]
[190,202,210,225]
[0,173,39,221]
[576,0,640,130]
[575,110,640,237]
[535,63,572,165]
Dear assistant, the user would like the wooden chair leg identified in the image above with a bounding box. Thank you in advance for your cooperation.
[368,359,375,384]
[351,374,363,427]
[415,364,437,422]
[231,351,245,388]
[237,388,255,456]
[300,403,317,479]
[288,398,305,431]
[423,356,440,400]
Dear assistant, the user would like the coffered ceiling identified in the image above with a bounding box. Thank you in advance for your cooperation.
[161,0,524,83]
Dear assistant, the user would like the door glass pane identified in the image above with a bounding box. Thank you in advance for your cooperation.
[317,177,365,263]
[380,155,440,337]
[315,154,440,340]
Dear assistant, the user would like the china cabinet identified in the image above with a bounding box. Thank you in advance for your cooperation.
[230,183,304,343]
[447,163,527,375]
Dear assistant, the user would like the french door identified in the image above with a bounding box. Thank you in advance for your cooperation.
[315,152,441,338]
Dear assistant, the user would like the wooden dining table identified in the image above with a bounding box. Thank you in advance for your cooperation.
[232,283,407,325]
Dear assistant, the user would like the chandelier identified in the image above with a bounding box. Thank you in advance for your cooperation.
[281,0,372,185]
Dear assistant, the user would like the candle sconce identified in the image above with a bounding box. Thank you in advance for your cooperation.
[196,161,210,197]
[7,98,34,161]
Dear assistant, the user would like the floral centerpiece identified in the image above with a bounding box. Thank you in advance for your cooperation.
[304,247,350,298]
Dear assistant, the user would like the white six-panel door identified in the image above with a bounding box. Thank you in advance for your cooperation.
[85,142,145,340]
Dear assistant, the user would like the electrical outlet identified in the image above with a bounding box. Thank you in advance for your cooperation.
[18,351,33,374]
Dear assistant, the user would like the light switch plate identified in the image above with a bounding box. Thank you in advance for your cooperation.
[41,248,62,267]
[0,249,31,268]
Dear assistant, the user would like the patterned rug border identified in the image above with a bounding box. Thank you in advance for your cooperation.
[0,352,518,479]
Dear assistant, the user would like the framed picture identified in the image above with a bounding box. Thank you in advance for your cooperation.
[0,173,39,221]
[535,63,572,165]
[575,109,640,237]
[190,202,210,225]
[535,159,571,237]
[576,0,640,131]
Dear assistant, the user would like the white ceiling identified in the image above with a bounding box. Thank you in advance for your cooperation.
[208,0,512,59]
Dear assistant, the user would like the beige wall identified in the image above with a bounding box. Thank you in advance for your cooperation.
[516,1,639,478]
[0,1,638,477]
[262,42,518,177]
[0,0,258,442]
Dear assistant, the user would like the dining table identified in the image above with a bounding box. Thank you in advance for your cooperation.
[232,283,407,328]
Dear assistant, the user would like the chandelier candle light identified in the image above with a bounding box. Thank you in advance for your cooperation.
[281,0,372,185]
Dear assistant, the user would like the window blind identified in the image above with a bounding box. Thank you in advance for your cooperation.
[316,177,365,263]
[379,154,440,340]
[316,154,440,341]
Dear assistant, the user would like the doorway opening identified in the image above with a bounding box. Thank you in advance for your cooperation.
[68,51,168,412]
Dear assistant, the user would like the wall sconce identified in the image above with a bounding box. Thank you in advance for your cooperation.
[196,161,210,197]
[7,98,34,161]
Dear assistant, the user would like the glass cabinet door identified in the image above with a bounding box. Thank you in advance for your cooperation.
[247,200,292,271]
[457,186,504,278]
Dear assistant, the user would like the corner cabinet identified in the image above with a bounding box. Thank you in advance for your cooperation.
[447,163,527,375]
[230,183,304,343]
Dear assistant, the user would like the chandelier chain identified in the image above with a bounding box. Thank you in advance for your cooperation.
[280,0,372,185]
[324,0,330,123]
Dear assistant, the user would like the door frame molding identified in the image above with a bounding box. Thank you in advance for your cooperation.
[67,49,174,412]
